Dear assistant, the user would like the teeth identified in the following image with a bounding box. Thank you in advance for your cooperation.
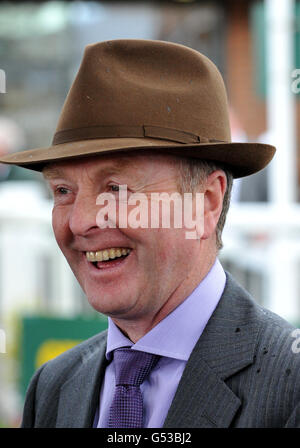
[109,248,116,259]
[87,251,96,262]
[102,250,109,261]
[86,247,131,262]
[95,251,103,262]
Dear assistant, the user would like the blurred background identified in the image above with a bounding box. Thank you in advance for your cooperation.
[0,0,299,427]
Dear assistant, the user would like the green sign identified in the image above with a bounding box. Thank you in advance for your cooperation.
[20,315,108,396]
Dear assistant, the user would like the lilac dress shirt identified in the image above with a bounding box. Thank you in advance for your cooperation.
[95,258,226,428]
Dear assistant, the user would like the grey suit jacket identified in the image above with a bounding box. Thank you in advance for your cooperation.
[21,273,300,428]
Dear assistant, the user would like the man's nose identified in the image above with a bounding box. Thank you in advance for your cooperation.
[68,192,99,236]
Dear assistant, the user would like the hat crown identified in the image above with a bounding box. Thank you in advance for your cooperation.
[0,39,275,178]
[55,39,231,144]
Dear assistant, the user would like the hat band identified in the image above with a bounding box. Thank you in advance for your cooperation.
[52,125,225,146]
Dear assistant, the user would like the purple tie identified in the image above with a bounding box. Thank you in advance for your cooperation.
[108,348,160,428]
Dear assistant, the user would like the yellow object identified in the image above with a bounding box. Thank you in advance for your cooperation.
[35,339,81,368]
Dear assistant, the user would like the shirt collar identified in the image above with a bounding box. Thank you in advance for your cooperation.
[106,258,226,361]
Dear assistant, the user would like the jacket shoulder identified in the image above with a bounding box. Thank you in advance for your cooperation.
[224,272,299,367]
[223,273,300,427]
[224,271,297,332]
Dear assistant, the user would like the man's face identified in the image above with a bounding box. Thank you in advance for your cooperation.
[44,152,209,330]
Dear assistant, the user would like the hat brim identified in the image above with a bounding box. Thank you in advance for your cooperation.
[0,137,275,179]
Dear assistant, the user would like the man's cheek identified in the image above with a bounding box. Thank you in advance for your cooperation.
[52,213,70,250]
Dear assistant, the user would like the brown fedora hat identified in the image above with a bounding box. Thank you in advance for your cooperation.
[0,39,275,178]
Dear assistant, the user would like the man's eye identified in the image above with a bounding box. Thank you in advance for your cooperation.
[109,184,120,192]
[55,187,70,195]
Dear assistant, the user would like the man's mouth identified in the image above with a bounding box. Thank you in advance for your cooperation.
[85,247,131,269]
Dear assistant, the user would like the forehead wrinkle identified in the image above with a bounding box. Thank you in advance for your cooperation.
[42,156,135,182]
[89,157,136,182]
[42,151,177,182]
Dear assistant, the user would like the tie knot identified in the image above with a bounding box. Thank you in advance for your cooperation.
[113,348,159,387]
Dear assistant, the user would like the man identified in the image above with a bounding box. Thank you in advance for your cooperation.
[1,39,299,428]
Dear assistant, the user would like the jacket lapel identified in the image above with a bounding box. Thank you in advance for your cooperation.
[56,332,108,428]
[164,273,260,428]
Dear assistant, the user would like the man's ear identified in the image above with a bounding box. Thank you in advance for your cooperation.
[201,170,227,240]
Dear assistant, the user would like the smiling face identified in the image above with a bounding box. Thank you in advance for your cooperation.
[44,151,221,339]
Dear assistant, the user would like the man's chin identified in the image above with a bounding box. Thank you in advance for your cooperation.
[85,291,137,318]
